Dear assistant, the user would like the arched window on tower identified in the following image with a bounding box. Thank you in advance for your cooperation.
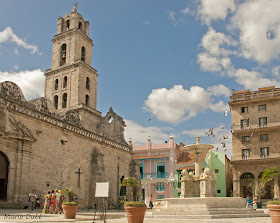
[79,22,82,30]
[66,20,70,30]
[54,95,58,109]
[54,79,59,90]
[60,44,67,66]
[62,93,67,108]
[86,77,90,89]
[63,76,67,88]
[81,46,86,61]
[85,95,89,106]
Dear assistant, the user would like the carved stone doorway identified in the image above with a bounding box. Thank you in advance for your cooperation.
[0,152,9,200]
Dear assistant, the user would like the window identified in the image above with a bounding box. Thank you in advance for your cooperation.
[62,93,67,108]
[66,20,70,30]
[85,95,89,106]
[156,182,164,191]
[259,117,267,127]
[54,79,59,90]
[157,195,164,199]
[157,162,165,178]
[241,119,249,129]
[81,46,85,61]
[260,147,269,158]
[60,44,67,66]
[53,95,58,109]
[86,77,90,89]
[63,76,67,88]
[241,107,248,113]
[215,169,219,173]
[260,134,268,141]
[259,104,266,111]
[242,136,250,142]
[79,22,82,30]
[242,149,250,160]
[139,163,143,179]
[217,190,221,193]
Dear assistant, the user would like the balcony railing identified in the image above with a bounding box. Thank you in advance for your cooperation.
[141,172,168,179]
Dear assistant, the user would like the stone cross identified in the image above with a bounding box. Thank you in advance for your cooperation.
[75,168,83,188]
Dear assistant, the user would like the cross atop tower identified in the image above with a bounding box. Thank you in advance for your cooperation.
[73,2,78,12]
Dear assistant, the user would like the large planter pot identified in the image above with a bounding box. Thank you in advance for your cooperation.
[124,206,146,223]
[268,204,280,223]
[62,205,78,219]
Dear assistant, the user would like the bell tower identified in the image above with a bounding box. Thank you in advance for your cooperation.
[44,4,98,114]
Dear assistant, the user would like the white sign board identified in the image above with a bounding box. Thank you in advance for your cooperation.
[95,182,109,197]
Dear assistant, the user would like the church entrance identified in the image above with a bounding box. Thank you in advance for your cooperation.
[0,152,9,200]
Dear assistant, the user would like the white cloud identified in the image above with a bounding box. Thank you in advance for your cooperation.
[144,85,229,124]
[181,7,191,15]
[0,27,38,54]
[198,0,235,25]
[207,84,231,97]
[143,20,151,25]
[168,11,177,25]
[231,0,280,63]
[124,119,171,145]
[0,69,45,100]
[197,53,222,72]
[272,66,280,77]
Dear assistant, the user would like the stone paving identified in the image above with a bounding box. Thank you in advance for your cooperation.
[0,209,272,223]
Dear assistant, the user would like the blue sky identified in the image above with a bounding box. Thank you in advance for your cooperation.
[1,0,280,159]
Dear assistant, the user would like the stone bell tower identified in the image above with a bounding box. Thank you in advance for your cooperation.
[44,4,98,115]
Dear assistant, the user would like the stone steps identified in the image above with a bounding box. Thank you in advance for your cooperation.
[0,201,23,209]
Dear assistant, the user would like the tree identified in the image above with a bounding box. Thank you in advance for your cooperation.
[261,166,280,200]
[120,177,140,202]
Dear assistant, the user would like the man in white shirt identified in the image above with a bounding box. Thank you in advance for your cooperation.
[28,190,37,211]
[55,189,61,214]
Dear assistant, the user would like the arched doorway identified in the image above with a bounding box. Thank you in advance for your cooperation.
[240,172,255,197]
[0,152,9,200]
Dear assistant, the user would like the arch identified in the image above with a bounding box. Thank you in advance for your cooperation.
[79,22,83,30]
[53,95,58,109]
[54,79,59,90]
[0,151,9,200]
[258,172,263,178]
[63,76,67,88]
[66,20,70,30]
[85,95,89,106]
[86,77,90,89]
[62,93,67,108]
[240,172,255,179]
[60,44,67,66]
[81,46,86,61]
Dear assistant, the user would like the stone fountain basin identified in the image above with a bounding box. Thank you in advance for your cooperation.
[182,144,214,154]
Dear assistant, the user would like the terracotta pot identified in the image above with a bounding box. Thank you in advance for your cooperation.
[124,206,146,223]
[268,204,280,223]
[62,205,78,219]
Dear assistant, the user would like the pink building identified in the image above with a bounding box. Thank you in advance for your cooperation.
[131,134,178,205]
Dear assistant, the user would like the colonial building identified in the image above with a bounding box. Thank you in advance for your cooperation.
[132,135,177,204]
[0,5,135,208]
[229,86,280,199]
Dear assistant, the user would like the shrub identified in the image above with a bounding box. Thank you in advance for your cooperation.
[124,201,146,207]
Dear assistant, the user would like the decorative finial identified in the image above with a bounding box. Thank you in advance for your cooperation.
[196,135,200,144]
[73,2,78,12]
[170,133,173,139]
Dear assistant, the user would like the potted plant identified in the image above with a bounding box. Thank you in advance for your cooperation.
[62,188,79,219]
[121,177,146,223]
[261,166,280,223]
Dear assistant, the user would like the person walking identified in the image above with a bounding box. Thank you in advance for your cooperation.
[55,189,61,214]
[246,194,253,208]
[49,190,56,214]
[149,198,153,209]
[57,190,64,214]
[28,190,37,212]
[42,191,51,213]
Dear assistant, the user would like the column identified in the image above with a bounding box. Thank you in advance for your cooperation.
[195,154,202,177]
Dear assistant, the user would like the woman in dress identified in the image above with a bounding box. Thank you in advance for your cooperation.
[42,191,51,213]
[58,190,64,214]
[49,190,56,214]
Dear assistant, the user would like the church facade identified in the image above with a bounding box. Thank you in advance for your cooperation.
[0,5,134,208]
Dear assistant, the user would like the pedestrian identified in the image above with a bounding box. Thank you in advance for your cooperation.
[58,190,64,214]
[49,190,56,214]
[253,197,258,210]
[28,190,37,212]
[42,191,51,213]
[149,198,153,209]
[246,194,253,208]
[55,189,61,214]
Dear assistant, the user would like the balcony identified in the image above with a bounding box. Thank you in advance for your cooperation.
[141,172,169,179]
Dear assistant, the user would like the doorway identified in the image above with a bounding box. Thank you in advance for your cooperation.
[0,152,9,200]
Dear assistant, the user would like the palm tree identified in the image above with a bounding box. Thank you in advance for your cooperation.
[120,177,140,202]
[261,166,280,184]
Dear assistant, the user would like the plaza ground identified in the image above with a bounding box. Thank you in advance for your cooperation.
[0,208,272,223]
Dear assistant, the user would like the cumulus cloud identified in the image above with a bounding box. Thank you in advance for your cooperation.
[143,20,151,25]
[197,0,235,25]
[207,84,231,97]
[124,119,171,145]
[0,27,38,54]
[168,11,177,25]
[181,7,191,15]
[144,85,229,124]
[231,0,280,63]
[0,69,45,100]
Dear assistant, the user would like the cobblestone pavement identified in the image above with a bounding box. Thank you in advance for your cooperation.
[0,209,272,223]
